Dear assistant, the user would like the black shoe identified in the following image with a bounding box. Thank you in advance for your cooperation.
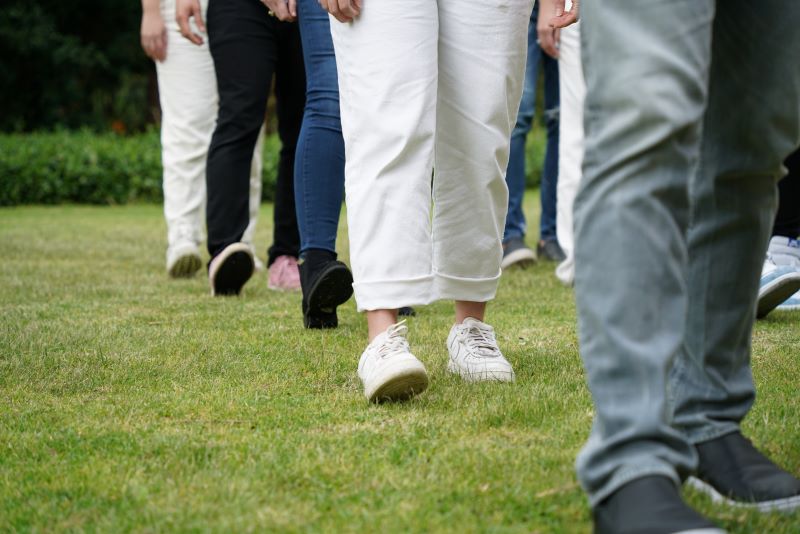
[500,237,536,269]
[689,431,800,512]
[300,250,354,329]
[536,238,566,262]
[594,476,723,534]
[398,306,416,317]
[208,243,255,296]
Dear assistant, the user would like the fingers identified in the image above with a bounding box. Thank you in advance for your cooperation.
[176,0,204,45]
[338,0,359,19]
[288,0,297,19]
[324,0,356,23]
[539,30,559,59]
[151,31,167,62]
[550,0,579,29]
[193,1,206,33]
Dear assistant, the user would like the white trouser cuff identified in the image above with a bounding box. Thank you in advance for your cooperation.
[353,271,501,312]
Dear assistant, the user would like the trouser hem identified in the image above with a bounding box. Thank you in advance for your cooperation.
[353,271,500,311]
[685,424,740,446]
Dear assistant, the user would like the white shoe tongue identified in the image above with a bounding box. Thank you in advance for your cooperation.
[462,317,488,329]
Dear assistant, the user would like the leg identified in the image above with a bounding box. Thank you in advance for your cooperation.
[268,22,304,267]
[295,0,353,328]
[240,124,266,256]
[295,0,346,256]
[574,0,715,506]
[537,45,561,254]
[553,21,584,285]
[503,4,538,246]
[773,149,800,239]
[330,0,438,312]
[432,0,531,302]
[671,0,800,445]
[156,0,215,275]
[206,0,277,259]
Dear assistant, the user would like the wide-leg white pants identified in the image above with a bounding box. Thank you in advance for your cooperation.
[156,0,263,254]
[330,0,532,311]
[554,20,585,286]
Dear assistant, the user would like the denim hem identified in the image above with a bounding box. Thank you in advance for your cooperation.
[685,424,740,446]
[586,464,680,508]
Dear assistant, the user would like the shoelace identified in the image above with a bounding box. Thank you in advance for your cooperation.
[377,321,410,359]
[462,324,501,359]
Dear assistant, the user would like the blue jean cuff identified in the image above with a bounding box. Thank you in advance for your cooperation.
[684,423,741,446]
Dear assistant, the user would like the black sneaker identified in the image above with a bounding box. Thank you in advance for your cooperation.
[208,243,255,296]
[688,431,800,512]
[398,306,416,317]
[501,237,536,269]
[300,250,354,329]
[594,476,724,534]
[536,238,566,262]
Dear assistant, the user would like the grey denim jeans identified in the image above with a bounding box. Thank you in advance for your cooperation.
[573,0,800,506]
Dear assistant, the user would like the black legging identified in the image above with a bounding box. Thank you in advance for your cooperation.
[206,0,305,264]
[773,148,800,238]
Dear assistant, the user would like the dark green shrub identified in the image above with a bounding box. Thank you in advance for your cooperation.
[0,131,280,206]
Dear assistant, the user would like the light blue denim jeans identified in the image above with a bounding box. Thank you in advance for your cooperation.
[573,0,800,506]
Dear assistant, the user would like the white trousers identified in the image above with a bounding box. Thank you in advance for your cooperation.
[156,0,263,253]
[330,0,532,311]
[554,20,585,286]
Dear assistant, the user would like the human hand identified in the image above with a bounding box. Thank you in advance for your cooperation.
[262,0,297,22]
[141,10,167,61]
[550,0,579,29]
[537,0,560,59]
[318,0,362,23]
[176,0,206,46]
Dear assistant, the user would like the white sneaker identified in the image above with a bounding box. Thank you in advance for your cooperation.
[447,318,515,382]
[358,321,429,403]
[758,237,800,318]
[208,242,255,296]
[166,242,202,278]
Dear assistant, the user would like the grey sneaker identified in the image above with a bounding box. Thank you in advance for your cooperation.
[501,238,536,269]
[446,318,514,382]
[536,239,566,262]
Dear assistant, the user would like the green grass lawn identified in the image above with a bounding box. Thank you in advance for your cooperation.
[1,198,799,533]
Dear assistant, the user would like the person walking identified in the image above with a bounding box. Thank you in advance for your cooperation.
[501,1,564,270]
[550,0,800,531]
[177,0,305,295]
[140,0,265,279]
[321,0,532,402]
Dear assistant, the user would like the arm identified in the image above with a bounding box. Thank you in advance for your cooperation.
[176,0,206,46]
[140,0,167,62]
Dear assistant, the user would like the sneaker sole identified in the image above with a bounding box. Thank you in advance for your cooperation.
[365,365,429,403]
[501,248,537,270]
[446,359,515,383]
[210,246,254,296]
[757,274,800,318]
[304,263,354,329]
[168,253,202,279]
[687,476,800,513]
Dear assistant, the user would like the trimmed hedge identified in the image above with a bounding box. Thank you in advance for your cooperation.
[0,129,544,206]
[0,131,280,206]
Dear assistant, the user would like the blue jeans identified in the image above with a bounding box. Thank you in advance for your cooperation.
[504,2,560,244]
[294,0,346,255]
[574,0,800,506]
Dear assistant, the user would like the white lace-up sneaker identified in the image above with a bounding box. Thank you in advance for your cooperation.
[447,317,515,382]
[358,321,429,403]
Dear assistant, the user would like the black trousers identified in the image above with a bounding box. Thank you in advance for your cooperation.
[773,147,800,238]
[206,0,305,264]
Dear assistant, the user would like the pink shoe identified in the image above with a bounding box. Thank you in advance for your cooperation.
[268,255,301,291]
